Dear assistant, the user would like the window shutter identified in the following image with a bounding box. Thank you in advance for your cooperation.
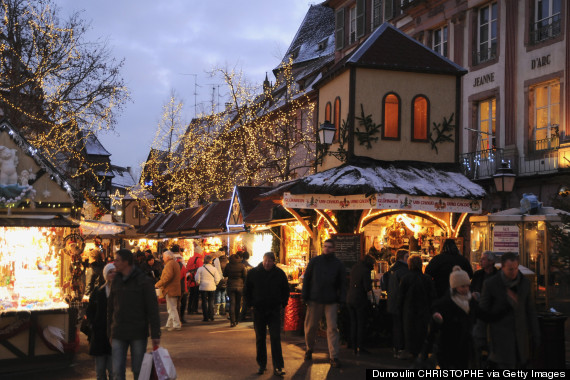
[335,9,345,50]
[356,0,365,38]
[385,0,393,20]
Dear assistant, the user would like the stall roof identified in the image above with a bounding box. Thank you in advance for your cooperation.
[138,213,167,235]
[162,206,201,233]
[0,214,78,227]
[194,200,231,232]
[261,156,486,200]
[244,199,281,224]
[177,206,210,233]
[470,206,567,223]
[75,218,134,237]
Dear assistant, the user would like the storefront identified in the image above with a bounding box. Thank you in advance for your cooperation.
[0,121,82,371]
[470,206,569,309]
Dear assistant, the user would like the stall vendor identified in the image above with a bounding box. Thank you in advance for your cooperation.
[368,237,391,262]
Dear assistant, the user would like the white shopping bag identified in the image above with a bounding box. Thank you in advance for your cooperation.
[139,352,155,380]
[152,347,177,380]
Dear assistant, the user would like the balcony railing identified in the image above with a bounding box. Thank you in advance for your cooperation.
[530,15,561,45]
[472,43,497,66]
[528,135,559,154]
[459,148,504,179]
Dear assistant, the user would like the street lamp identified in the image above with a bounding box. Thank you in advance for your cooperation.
[493,162,516,210]
[318,121,336,146]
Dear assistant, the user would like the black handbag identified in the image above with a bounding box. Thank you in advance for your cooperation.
[80,316,91,338]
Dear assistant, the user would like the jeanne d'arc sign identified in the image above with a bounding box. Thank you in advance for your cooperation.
[283,192,482,213]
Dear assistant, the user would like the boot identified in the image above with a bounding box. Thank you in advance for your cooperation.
[214,304,220,316]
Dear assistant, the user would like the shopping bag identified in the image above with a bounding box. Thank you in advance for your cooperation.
[139,352,156,380]
[152,347,177,380]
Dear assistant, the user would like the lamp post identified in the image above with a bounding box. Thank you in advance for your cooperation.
[493,162,516,210]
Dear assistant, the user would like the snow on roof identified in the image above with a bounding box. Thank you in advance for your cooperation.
[124,183,154,200]
[84,133,112,156]
[284,157,486,199]
[111,166,136,189]
[278,4,335,68]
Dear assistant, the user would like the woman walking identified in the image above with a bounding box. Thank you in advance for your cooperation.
[346,254,375,355]
[195,255,221,322]
[224,253,247,327]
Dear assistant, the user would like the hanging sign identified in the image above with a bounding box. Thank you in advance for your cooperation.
[493,225,519,253]
[283,192,482,213]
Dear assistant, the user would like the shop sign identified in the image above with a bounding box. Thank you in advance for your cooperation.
[283,192,482,213]
[493,225,519,253]
[375,194,482,213]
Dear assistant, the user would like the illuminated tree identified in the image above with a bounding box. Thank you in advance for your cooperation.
[0,0,128,185]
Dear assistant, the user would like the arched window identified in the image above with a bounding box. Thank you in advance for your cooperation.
[382,92,400,140]
[325,102,332,122]
[334,97,341,141]
[411,95,429,141]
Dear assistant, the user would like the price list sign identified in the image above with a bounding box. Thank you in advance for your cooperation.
[332,233,362,270]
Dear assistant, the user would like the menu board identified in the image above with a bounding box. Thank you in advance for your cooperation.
[332,233,363,270]
[493,225,519,253]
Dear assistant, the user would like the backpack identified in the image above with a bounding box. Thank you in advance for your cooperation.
[186,256,200,285]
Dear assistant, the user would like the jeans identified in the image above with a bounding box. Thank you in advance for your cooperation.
[392,313,404,352]
[179,292,188,319]
[165,295,181,328]
[111,338,147,380]
[215,288,227,304]
[254,307,284,370]
[227,287,243,324]
[201,290,215,320]
[348,304,367,350]
[304,301,340,358]
[95,354,112,380]
[188,286,199,313]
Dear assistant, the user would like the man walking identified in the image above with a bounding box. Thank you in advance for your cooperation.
[108,249,161,380]
[302,239,346,368]
[479,252,540,368]
[155,250,182,331]
[245,252,290,377]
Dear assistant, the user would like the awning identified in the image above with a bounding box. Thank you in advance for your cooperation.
[0,214,78,227]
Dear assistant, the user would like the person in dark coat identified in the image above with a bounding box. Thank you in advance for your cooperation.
[381,249,409,359]
[224,253,247,327]
[140,255,161,283]
[399,254,436,359]
[346,254,375,355]
[471,251,498,294]
[425,239,473,298]
[245,252,290,377]
[85,249,105,298]
[479,252,540,369]
[432,266,479,369]
[86,263,116,380]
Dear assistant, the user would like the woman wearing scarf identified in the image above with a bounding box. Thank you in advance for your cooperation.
[431,266,478,369]
[86,263,116,379]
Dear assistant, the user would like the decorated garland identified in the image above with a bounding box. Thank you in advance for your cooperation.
[0,314,31,341]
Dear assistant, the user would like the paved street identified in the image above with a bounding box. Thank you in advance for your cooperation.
[6,305,404,380]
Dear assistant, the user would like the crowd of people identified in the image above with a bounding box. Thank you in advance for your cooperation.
[82,237,541,379]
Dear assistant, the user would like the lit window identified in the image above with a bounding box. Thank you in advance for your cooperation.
[383,93,400,140]
[478,98,496,150]
[325,102,332,122]
[532,81,560,150]
[334,97,341,141]
[412,96,429,141]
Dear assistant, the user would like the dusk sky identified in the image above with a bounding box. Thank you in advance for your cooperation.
[57,0,317,179]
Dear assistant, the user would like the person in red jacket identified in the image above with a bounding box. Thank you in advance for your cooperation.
[186,250,204,315]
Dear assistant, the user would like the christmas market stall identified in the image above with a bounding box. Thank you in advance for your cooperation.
[0,121,82,372]
[469,202,570,309]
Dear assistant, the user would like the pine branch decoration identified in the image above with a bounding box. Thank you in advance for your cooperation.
[429,113,455,154]
[355,104,381,149]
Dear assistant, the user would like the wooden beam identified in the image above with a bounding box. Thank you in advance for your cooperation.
[283,206,315,240]
[453,213,468,237]
[315,209,338,234]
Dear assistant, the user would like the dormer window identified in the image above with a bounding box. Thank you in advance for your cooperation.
[318,37,328,51]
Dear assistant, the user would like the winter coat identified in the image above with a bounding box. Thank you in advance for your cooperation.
[155,258,181,297]
[140,262,160,283]
[178,260,188,294]
[85,260,105,297]
[383,260,409,314]
[398,270,436,356]
[86,284,111,356]
[107,266,161,341]
[425,253,473,298]
[245,263,290,310]
[195,264,221,291]
[346,260,373,307]
[214,255,229,289]
[479,271,540,368]
[302,253,347,304]
[432,291,479,369]
[470,267,498,294]
[224,255,247,289]
[186,254,203,288]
